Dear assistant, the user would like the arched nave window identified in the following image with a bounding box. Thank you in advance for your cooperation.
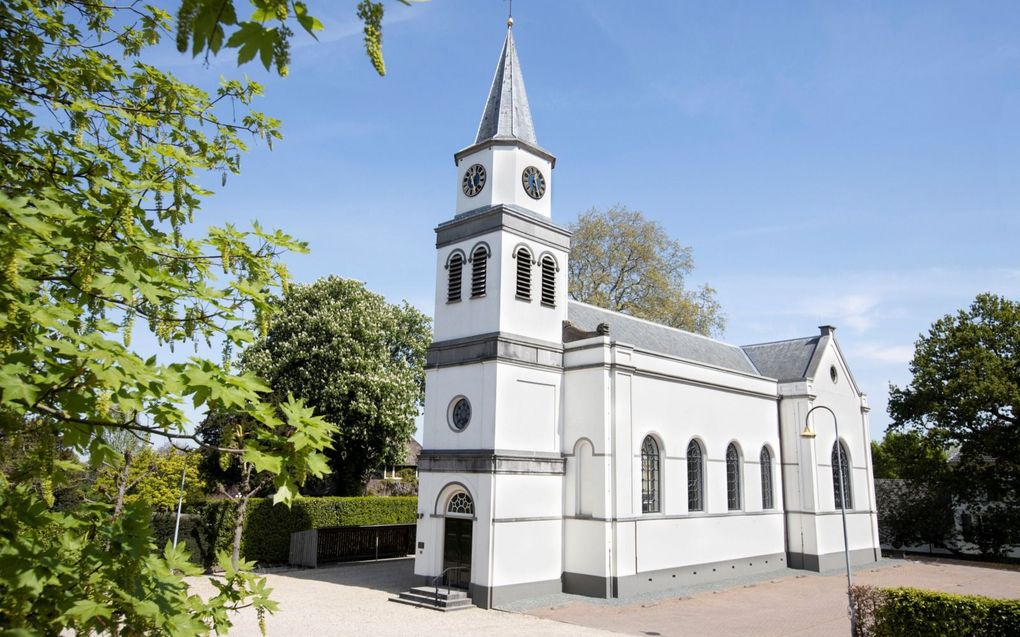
[760,446,774,509]
[446,251,464,303]
[641,436,660,514]
[470,244,489,297]
[686,440,704,512]
[832,441,853,510]
[514,246,532,300]
[726,443,742,511]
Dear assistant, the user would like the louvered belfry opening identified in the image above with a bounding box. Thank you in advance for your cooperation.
[447,253,463,303]
[471,246,487,297]
[540,256,556,307]
[515,247,532,300]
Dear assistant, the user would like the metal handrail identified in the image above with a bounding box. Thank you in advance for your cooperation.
[429,566,468,607]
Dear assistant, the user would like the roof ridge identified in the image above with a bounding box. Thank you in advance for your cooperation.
[566,300,741,350]
[741,335,819,349]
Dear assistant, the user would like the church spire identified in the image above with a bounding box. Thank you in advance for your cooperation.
[474,22,538,146]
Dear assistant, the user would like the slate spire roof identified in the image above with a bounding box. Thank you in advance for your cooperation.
[475,24,538,146]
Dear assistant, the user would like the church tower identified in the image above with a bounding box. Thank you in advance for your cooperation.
[413,19,571,609]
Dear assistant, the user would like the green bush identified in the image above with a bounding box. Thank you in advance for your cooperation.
[852,585,1020,637]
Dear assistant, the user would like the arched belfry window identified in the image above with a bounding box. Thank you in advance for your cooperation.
[687,440,704,512]
[446,251,464,303]
[470,244,489,298]
[540,255,557,307]
[641,436,660,514]
[760,446,774,509]
[514,246,532,300]
[726,443,742,511]
[447,492,474,517]
[832,441,852,510]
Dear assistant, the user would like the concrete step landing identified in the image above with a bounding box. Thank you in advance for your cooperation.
[389,586,473,611]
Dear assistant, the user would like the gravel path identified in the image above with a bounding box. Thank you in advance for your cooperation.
[187,559,616,637]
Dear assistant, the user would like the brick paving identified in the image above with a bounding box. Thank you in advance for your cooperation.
[524,558,1020,636]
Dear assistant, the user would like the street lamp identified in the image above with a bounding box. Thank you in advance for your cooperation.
[802,404,857,636]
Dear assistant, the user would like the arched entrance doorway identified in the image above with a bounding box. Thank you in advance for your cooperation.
[442,491,473,589]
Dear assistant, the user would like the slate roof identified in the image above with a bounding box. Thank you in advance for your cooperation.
[566,301,760,375]
[741,336,822,382]
[475,25,538,146]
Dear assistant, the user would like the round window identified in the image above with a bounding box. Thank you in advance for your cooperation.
[448,397,471,431]
[830,365,838,383]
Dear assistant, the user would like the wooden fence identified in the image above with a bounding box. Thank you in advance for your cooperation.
[289,524,416,567]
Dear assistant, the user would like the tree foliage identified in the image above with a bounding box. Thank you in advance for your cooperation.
[887,293,1020,557]
[225,276,431,495]
[93,445,207,512]
[0,0,422,632]
[870,431,947,481]
[568,206,725,336]
[173,0,408,77]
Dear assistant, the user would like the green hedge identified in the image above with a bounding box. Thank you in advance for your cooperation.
[155,496,418,568]
[852,586,1020,636]
[237,496,417,564]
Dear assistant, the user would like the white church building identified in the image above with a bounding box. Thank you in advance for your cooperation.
[412,23,881,609]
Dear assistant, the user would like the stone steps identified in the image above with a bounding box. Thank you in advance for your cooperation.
[389,586,473,611]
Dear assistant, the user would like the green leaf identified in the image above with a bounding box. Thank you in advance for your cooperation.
[243,448,281,475]
[271,482,294,506]
[294,3,323,39]
[64,599,113,621]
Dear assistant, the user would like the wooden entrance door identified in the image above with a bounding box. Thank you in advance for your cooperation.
[442,517,472,589]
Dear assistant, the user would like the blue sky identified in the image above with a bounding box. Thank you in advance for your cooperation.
[156,1,1019,441]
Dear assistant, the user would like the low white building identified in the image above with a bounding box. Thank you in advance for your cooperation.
[413,23,880,609]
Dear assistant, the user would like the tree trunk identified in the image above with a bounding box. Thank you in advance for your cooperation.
[112,450,133,520]
[231,492,247,570]
[230,463,262,570]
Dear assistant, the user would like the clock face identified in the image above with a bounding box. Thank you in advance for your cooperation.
[449,397,471,431]
[522,166,546,200]
[462,164,486,197]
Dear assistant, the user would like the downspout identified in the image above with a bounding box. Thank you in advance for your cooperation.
[608,346,619,597]
[860,396,879,559]
[776,395,791,564]
[488,441,497,610]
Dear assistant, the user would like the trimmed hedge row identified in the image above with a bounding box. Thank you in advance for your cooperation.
[851,585,1020,636]
[237,496,418,564]
[151,496,417,568]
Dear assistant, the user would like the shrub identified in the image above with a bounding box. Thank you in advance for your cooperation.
[851,585,1020,636]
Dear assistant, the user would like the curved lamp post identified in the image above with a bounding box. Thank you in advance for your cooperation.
[802,404,856,636]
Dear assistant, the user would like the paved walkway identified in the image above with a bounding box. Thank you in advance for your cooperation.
[524,558,1020,636]
[187,557,1020,637]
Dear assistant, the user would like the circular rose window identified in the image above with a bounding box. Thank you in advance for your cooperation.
[448,397,471,432]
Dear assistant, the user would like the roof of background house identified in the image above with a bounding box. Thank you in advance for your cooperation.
[404,438,422,466]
